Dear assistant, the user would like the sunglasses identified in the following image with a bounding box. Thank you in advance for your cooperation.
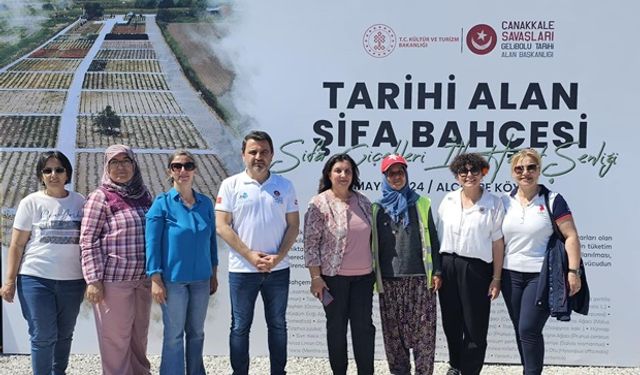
[42,167,66,175]
[170,162,196,171]
[513,164,538,174]
[457,167,481,177]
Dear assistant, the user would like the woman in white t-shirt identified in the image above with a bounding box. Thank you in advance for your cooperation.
[436,152,504,375]
[0,151,86,375]
[501,148,581,375]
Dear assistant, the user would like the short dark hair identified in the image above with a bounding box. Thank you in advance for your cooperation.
[449,152,489,176]
[318,153,360,193]
[36,150,73,185]
[242,130,273,153]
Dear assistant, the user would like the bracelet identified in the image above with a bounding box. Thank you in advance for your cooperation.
[492,277,501,281]
[4,280,15,286]
[311,275,322,281]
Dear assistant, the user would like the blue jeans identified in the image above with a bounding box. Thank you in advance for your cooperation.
[502,270,550,375]
[228,268,290,375]
[160,279,211,375]
[17,275,86,375]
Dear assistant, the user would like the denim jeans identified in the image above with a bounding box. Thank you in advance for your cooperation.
[159,279,211,375]
[17,275,86,375]
[502,270,550,375]
[228,268,290,375]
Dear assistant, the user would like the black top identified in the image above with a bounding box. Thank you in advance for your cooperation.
[377,205,440,278]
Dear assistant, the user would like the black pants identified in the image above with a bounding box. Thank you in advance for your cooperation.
[322,273,375,375]
[501,269,550,375]
[438,253,492,375]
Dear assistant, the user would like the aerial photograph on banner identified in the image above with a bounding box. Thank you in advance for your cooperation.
[1,0,639,372]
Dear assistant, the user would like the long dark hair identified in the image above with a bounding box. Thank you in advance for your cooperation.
[318,153,360,193]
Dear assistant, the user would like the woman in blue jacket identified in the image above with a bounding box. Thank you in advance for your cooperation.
[146,150,218,375]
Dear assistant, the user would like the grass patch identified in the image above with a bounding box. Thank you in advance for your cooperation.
[157,21,229,123]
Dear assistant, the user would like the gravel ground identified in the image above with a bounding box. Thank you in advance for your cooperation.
[0,355,638,375]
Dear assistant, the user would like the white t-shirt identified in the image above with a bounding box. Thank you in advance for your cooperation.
[501,187,572,273]
[437,188,504,263]
[13,190,85,280]
[216,171,298,272]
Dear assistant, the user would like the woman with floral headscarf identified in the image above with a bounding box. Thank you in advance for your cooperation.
[371,154,442,375]
[80,145,153,375]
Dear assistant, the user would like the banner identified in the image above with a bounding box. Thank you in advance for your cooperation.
[2,0,638,367]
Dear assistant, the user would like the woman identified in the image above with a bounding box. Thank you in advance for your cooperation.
[436,153,504,375]
[146,150,219,375]
[303,153,375,375]
[0,151,85,375]
[80,144,153,375]
[371,154,442,375]
[501,148,582,375]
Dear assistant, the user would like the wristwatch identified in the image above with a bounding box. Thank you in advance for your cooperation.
[568,268,582,277]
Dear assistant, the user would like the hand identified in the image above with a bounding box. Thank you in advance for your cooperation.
[86,281,104,304]
[568,272,582,296]
[248,251,270,272]
[431,275,442,293]
[209,276,218,295]
[151,277,167,304]
[310,277,328,299]
[0,281,16,303]
[488,278,501,301]
[258,254,281,272]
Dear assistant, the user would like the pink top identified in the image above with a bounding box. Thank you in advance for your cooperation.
[338,195,372,276]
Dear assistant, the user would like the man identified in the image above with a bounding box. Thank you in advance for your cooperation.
[216,130,300,375]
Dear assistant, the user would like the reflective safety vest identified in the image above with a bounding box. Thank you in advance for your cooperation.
[371,196,433,293]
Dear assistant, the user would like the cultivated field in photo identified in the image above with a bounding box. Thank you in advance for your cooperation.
[0,116,60,148]
[76,115,207,149]
[0,72,73,89]
[88,59,162,73]
[96,49,157,60]
[79,91,182,114]
[8,58,82,72]
[0,91,66,113]
[82,72,169,91]
[101,40,153,50]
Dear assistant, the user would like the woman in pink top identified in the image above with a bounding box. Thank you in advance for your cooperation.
[304,153,374,375]
[80,145,153,375]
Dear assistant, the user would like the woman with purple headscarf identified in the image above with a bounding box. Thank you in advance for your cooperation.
[80,145,153,375]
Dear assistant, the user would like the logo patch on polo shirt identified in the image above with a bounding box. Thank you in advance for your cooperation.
[272,190,283,204]
[216,196,222,204]
[239,192,249,199]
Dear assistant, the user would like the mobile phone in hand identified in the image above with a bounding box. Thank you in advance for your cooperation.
[321,288,334,306]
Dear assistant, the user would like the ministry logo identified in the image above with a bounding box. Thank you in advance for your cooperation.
[363,24,397,58]
[466,24,497,55]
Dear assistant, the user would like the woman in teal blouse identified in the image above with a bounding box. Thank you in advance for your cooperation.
[145,150,218,375]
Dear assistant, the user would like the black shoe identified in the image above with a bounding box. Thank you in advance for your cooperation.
[446,367,461,375]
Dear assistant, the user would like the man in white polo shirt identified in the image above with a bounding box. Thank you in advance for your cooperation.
[216,130,300,375]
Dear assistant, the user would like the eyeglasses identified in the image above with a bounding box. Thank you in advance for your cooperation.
[108,158,133,168]
[42,167,65,175]
[513,164,538,174]
[170,162,196,171]
[457,167,481,177]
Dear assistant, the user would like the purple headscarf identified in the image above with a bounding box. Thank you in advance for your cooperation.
[101,145,151,205]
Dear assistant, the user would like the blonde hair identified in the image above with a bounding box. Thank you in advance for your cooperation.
[510,148,542,171]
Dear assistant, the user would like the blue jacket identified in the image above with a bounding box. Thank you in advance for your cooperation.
[535,188,589,321]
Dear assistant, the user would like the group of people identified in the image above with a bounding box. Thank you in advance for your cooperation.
[302,148,584,375]
[0,129,584,375]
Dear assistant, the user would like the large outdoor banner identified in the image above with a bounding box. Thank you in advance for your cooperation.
[2,0,639,368]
